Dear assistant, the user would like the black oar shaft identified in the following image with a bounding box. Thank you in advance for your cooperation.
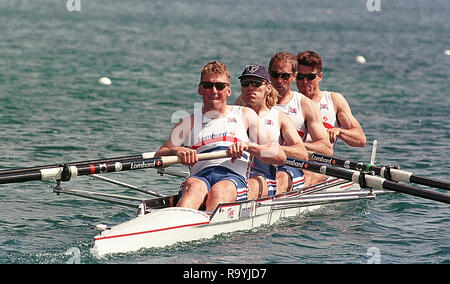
[383,180,450,204]
[0,157,165,185]
[0,150,228,185]
[286,157,450,205]
[409,175,450,191]
[0,154,149,175]
[0,172,43,184]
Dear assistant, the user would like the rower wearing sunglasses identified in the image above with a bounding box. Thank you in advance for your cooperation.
[155,61,286,211]
[268,52,333,190]
[296,50,366,149]
[237,64,308,199]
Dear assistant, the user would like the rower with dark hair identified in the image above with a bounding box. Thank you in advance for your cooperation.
[296,50,366,149]
[269,52,333,190]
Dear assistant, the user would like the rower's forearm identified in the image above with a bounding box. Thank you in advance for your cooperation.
[304,140,333,156]
[281,145,308,161]
[154,146,184,157]
[338,128,366,147]
[248,142,286,165]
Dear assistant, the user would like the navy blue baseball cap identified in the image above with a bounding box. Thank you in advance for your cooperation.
[238,64,271,82]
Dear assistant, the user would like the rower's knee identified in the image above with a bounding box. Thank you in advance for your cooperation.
[205,181,237,210]
[248,176,267,200]
[276,171,292,194]
[177,178,208,209]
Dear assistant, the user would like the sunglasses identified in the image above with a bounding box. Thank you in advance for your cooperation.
[296,73,320,81]
[269,70,292,80]
[240,80,265,88]
[199,81,228,90]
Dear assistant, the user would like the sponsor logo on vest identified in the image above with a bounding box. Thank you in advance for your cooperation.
[288,107,297,114]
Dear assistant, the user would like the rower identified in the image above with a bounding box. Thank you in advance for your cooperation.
[155,61,286,211]
[296,50,366,149]
[236,64,308,199]
[269,52,332,190]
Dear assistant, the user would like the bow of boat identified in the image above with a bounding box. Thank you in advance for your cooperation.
[92,207,210,256]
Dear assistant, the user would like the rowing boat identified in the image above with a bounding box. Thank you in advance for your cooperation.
[92,178,380,256]
[1,141,449,257]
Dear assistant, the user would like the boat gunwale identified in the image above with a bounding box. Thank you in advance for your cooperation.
[94,178,355,243]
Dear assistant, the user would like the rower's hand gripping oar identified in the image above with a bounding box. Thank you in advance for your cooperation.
[0,151,230,184]
[309,152,450,192]
[286,157,450,205]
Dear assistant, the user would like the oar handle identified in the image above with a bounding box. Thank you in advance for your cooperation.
[159,150,230,166]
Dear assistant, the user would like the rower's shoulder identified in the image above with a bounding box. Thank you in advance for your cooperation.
[239,105,256,113]
[238,105,258,120]
[277,110,290,121]
[278,111,297,129]
[299,93,317,109]
[329,91,347,103]
[328,91,352,110]
[172,113,194,130]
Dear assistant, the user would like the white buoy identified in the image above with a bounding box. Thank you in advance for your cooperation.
[444,50,450,56]
[96,224,108,232]
[355,55,366,64]
[99,77,112,85]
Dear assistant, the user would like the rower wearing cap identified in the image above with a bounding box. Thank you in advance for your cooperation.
[236,64,308,199]
[155,61,286,211]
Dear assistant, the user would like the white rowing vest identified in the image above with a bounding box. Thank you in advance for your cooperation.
[251,108,281,177]
[306,91,340,148]
[184,106,252,178]
[273,91,307,141]
[261,108,281,144]
[318,91,339,130]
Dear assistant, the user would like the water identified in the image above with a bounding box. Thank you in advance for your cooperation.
[0,0,448,264]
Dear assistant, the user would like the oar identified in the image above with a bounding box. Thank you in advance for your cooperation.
[90,174,165,197]
[0,151,229,185]
[0,151,158,175]
[285,157,450,204]
[309,152,450,191]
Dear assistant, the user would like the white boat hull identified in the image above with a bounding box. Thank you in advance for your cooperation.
[92,179,363,257]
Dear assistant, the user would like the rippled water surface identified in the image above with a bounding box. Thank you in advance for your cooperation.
[0,0,448,263]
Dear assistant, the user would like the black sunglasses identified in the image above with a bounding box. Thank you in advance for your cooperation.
[240,80,265,88]
[296,73,320,81]
[199,81,228,90]
[269,70,292,80]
